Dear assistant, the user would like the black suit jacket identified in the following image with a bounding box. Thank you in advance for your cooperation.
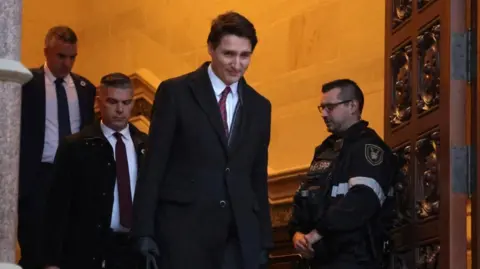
[19,66,96,199]
[42,122,148,269]
[132,62,273,269]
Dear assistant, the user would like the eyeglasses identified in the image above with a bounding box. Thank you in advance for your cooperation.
[317,100,352,113]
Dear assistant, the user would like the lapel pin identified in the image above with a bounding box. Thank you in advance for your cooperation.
[80,80,86,87]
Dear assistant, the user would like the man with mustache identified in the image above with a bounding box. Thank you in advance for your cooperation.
[288,79,397,269]
[132,11,273,269]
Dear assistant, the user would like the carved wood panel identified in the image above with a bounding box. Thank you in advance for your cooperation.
[471,1,480,268]
[267,170,309,268]
[385,0,468,268]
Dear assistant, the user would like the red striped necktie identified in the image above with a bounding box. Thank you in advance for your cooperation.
[218,86,231,137]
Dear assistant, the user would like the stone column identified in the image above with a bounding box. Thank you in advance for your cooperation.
[0,0,33,268]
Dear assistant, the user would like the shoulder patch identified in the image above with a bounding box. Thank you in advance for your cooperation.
[365,143,384,166]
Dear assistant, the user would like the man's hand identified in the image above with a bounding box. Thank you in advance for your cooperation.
[135,236,160,256]
[134,237,160,269]
[292,232,314,258]
[305,229,322,245]
[259,249,269,269]
[259,249,269,264]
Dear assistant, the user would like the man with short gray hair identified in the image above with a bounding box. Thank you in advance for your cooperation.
[18,25,96,269]
[42,72,148,269]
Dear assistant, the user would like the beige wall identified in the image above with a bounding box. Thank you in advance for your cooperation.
[21,0,385,174]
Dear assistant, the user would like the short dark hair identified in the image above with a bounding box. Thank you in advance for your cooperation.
[100,72,132,89]
[45,26,78,47]
[322,79,364,113]
[207,11,258,51]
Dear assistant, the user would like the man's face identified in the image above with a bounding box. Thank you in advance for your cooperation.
[208,34,252,85]
[44,39,77,78]
[319,87,354,133]
[97,87,134,131]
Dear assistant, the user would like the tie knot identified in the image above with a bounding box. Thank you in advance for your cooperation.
[113,132,123,140]
[55,78,64,85]
[222,86,231,97]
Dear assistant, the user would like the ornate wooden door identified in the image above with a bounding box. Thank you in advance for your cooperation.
[385,0,470,268]
[472,0,480,268]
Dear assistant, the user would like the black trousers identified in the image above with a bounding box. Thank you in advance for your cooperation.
[18,163,54,269]
[52,232,140,269]
[221,237,243,269]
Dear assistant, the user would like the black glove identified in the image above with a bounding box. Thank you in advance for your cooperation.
[259,249,269,268]
[135,237,160,269]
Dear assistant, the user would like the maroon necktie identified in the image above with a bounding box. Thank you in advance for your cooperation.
[218,87,231,137]
[113,132,133,228]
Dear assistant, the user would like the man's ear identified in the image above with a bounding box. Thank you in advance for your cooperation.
[350,100,359,115]
[96,95,101,106]
[207,42,214,57]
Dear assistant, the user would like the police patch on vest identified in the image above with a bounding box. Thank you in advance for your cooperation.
[365,144,384,166]
[309,160,332,172]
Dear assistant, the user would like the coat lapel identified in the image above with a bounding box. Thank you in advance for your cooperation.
[71,73,90,129]
[189,63,229,151]
[130,125,147,168]
[227,79,251,156]
[84,121,146,164]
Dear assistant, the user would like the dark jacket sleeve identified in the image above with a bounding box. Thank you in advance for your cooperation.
[316,139,393,234]
[42,138,75,267]
[251,100,274,249]
[132,81,177,238]
[287,145,323,237]
[287,188,310,237]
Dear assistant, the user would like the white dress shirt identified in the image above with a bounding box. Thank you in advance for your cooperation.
[207,64,239,131]
[42,64,81,163]
[100,122,137,232]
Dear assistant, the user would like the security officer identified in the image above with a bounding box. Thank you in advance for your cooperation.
[288,79,396,269]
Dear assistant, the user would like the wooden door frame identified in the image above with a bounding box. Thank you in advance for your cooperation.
[443,1,469,269]
[384,0,469,268]
[471,0,479,267]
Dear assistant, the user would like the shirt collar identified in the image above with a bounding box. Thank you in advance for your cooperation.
[100,121,131,141]
[44,62,73,85]
[207,64,238,97]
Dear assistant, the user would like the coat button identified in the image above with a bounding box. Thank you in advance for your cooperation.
[190,179,195,183]
[219,200,227,208]
[225,167,230,173]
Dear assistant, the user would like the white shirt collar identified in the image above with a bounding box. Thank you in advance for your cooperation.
[100,121,131,141]
[207,64,238,97]
[44,62,73,86]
